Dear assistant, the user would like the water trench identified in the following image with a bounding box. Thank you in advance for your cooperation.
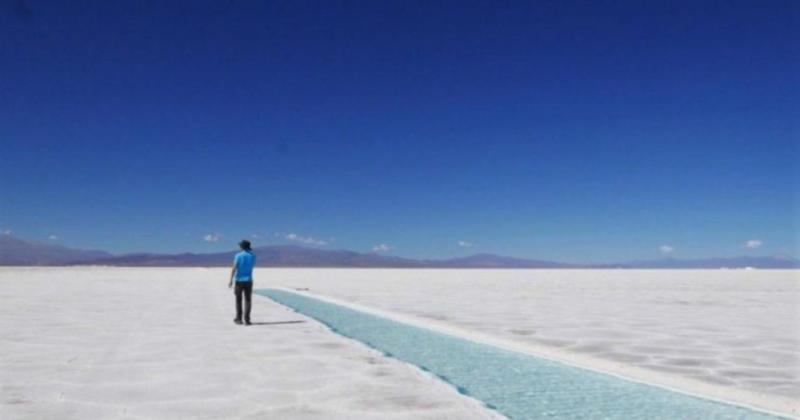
[256,288,786,420]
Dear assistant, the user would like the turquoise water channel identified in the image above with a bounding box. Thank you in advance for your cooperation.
[257,289,785,420]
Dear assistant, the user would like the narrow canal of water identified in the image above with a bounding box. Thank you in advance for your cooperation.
[257,288,785,420]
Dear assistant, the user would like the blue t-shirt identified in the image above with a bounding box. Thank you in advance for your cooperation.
[234,251,256,282]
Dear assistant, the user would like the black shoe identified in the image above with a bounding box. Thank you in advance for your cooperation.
[233,319,243,325]
[244,320,251,326]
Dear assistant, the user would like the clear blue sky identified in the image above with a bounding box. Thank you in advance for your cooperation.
[1,1,797,262]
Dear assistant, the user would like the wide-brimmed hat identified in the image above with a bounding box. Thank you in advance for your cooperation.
[238,239,252,250]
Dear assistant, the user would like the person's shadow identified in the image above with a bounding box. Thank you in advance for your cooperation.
[248,320,306,326]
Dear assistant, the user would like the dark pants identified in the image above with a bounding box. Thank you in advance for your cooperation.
[234,281,253,322]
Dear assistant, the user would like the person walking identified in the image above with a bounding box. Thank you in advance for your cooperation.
[229,239,256,325]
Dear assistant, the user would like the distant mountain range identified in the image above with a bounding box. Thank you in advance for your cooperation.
[0,234,797,268]
[0,234,112,265]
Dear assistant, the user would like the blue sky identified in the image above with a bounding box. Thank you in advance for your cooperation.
[1,1,797,262]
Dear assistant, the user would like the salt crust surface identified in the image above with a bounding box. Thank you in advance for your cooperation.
[0,267,502,420]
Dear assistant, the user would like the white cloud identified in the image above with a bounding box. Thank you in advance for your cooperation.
[744,239,763,249]
[286,233,327,246]
[250,233,260,239]
[203,233,222,243]
[659,245,674,254]
[372,243,393,252]
[2,230,10,235]
[458,240,473,248]
[49,235,59,240]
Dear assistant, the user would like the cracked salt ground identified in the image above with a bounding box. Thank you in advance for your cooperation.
[0,268,503,420]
